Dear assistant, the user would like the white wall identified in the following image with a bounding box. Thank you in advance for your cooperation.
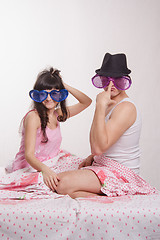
[0,0,160,190]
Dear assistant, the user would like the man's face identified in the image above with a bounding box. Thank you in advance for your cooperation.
[104,80,122,98]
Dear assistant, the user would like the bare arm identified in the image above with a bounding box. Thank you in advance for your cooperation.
[24,111,46,172]
[90,83,136,155]
[24,111,59,191]
[57,83,92,118]
[78,154,94,168]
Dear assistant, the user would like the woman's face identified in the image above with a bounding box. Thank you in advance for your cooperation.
[42,89,58,110]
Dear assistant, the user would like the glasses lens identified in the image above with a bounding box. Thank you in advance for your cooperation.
[39,91,48,102]
[50,89,68,102]
[31,91,39,101]
[92,75,109,88]
[50,91,60,102]
[29,90,47,102]
[114,77,131,90]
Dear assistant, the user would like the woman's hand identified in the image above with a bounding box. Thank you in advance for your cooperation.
[78,154,94,168]
[61,82,92,118]
[42,166,60,191]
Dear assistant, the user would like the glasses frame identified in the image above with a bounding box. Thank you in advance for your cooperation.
[29,89,68,103]
[91,74,132,90]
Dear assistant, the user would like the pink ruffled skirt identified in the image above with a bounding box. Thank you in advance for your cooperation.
[84,155,157,197]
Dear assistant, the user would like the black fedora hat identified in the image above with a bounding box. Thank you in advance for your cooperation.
[95,53,131,78]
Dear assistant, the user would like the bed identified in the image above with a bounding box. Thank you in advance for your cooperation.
[0,155,160,240]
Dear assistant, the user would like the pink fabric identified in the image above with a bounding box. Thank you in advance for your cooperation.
[84,155,157,197]
[9,110,62,172]
[0,155,159,240]
[0,150,83,199]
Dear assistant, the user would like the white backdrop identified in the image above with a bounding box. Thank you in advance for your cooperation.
[0,0,160,190]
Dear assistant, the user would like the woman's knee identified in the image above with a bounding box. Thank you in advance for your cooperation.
[56,174,72,195]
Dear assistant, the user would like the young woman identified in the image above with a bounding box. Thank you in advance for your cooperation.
[6,67,92,191]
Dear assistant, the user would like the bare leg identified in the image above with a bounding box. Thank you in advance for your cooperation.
[56,169,102,198]
[69,191,104,199]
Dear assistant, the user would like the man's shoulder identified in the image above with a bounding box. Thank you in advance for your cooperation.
[111,101,137,124]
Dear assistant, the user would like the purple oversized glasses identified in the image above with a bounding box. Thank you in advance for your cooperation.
[91,74,132,90]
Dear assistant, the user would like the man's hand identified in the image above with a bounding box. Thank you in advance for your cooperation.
[79,154,94,168]
[96,81,116,109]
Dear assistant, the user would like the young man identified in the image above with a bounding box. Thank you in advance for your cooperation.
[56,53,155,198]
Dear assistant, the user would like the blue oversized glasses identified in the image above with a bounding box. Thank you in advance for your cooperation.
[29,89,68,103]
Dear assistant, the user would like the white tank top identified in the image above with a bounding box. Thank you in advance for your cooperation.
[103,98,142,174]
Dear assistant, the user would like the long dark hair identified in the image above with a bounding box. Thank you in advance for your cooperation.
[33,67,68,143]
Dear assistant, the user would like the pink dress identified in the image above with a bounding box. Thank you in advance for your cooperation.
[9,110,62,172]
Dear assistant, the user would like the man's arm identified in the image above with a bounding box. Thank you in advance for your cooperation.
[90,84,136,155]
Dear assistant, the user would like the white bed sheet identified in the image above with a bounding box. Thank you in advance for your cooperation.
[0,167,160,240]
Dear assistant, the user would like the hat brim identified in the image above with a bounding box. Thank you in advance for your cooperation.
[95,69,131,78]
